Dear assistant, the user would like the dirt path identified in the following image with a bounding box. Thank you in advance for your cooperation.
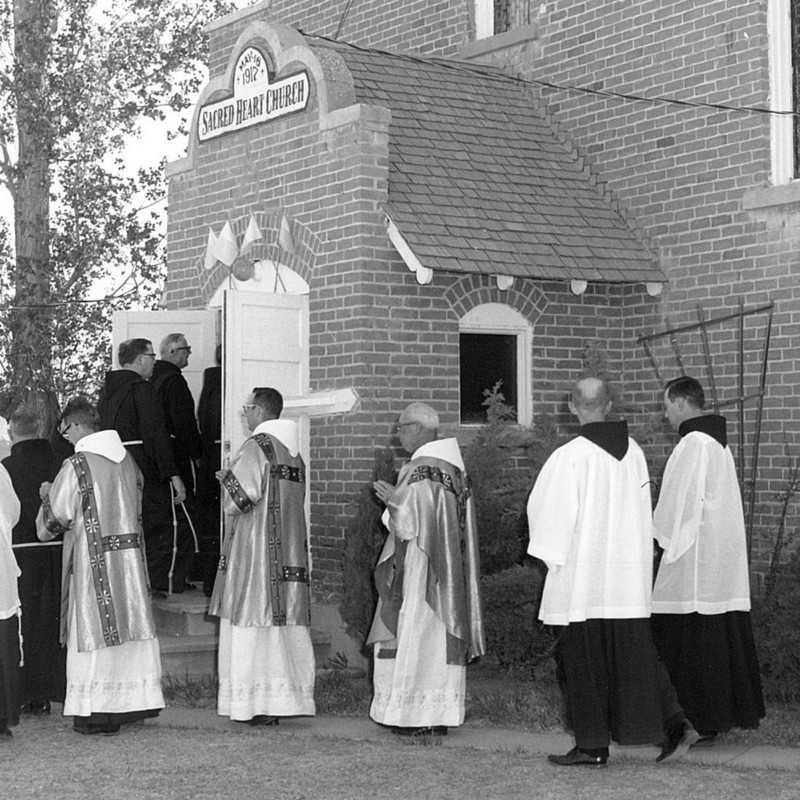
[2,712,798,800]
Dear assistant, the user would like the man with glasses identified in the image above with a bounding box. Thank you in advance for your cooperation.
[37,397,164,735]
[367,402,485,741]
[209,387,315,725]
[151,333,204,593]
[97,338,185,596]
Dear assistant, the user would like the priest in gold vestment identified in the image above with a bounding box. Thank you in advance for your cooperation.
[37,398,163,735]
[210,387,315,724]
[368,402,484,739]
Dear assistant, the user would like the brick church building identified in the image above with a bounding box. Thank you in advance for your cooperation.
[156,1,799,660]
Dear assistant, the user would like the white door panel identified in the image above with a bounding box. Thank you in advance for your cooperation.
[111,310,219,405]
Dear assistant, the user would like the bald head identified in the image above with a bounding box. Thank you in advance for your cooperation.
[569,377,612,424]
[399,402,439,432]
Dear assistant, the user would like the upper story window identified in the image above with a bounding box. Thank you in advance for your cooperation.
[768,0,800,183]
[475,0,533,40]
[459,303,531,425]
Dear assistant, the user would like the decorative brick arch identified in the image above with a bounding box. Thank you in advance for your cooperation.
[198,211,320,305]
[443,273,549,324]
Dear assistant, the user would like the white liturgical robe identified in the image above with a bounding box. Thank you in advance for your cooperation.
[652,428,750,614]
[527,434,654,625]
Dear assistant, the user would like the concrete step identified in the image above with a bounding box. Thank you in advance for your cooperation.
[152,593,219,638]
[155,596,333,679]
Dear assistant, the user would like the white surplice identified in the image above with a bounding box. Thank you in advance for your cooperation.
[652,429,751,614]
[527,435,654,624]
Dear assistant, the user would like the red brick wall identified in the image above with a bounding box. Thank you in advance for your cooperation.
[461,0,800,578]
[169,8,671,601]
[178,4,794,603]
[207,0,471,79]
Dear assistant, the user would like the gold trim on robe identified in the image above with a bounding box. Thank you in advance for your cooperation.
[36,452,156,652]
[209,433,311,628]
[368,455,485,665]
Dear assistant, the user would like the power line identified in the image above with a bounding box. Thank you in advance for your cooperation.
[308,33,800,119]
[334,0,356,41]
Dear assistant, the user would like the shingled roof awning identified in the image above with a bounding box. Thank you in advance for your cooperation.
[318,40,665,288]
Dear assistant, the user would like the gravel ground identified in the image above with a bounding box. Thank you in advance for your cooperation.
[2,711,799,800]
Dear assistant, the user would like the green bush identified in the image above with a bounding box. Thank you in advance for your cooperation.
[463,385,562,576]
[480,562,557,675]
[339,447,396,650]
[752,546,800,702]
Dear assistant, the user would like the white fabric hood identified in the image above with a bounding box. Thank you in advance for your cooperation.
[253,419,300,457]
[76,429,127,463]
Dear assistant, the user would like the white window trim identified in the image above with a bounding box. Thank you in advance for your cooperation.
[768,0,795,184]
[474,0,494,40]
[459,302,532,426]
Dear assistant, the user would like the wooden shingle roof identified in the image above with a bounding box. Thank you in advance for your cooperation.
[317,40,664,283]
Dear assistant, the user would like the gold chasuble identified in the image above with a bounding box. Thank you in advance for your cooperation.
[369,453,485,665]
[37,452,155,653]
[210,433,310,628]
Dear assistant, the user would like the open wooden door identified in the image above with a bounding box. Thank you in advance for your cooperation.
[222,290,311,536]
[111,309,219,403]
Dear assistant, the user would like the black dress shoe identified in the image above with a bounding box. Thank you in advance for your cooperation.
[657,719,699,762]
[548,747,608,767]
[240,715,279,726]
[26,700,51,715]
[393,726,448,737]
[73,721,120,736]
[0,726,12,739]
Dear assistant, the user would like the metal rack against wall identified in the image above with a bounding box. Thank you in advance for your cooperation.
[638,299,774,561]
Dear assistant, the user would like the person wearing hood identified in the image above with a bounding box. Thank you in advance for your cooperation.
[3,407,66,715]
[651,376,764,742]
[150,333,204,593]
[367,402,485,740]
[0,461,21,738]
[195,344,223,595]
[527,377,695,767]
[97,338,186,595]
[209,387,315,725]
[37,398,164,736]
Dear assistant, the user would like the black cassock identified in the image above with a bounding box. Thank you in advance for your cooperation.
[194,364,222,592]
[3,438,66,706]
[98,368,187,593]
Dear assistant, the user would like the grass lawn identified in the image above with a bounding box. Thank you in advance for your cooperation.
[163,657,800,748]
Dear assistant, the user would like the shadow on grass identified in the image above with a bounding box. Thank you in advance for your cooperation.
[162,659,800,747]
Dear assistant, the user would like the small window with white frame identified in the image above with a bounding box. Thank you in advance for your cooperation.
[475,0,533,40]
[459,303,531,425]
[768,0,800,183]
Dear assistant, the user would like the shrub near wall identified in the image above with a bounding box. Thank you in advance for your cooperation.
[480,563,557,675]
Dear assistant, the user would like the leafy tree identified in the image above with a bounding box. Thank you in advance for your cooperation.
[0,0,235,424]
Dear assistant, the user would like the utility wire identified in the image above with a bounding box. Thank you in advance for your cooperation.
[308,32,800,119]
[334,0,356,41]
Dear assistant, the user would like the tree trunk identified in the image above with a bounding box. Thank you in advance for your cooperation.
[7,0,58,430]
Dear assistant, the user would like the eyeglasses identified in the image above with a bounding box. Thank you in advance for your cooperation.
[242,404,258,413]
[393,421,416,433]
[141,352,156,359]
[172,346,192,354]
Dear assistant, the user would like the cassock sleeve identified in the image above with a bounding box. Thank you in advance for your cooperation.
[36,462,77,541]
[219,440,265,516]
[164,375,203,460]
[135,382,178,481]
[0,464,20,532]
[526,448,579,569]
[654,436,707,564]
